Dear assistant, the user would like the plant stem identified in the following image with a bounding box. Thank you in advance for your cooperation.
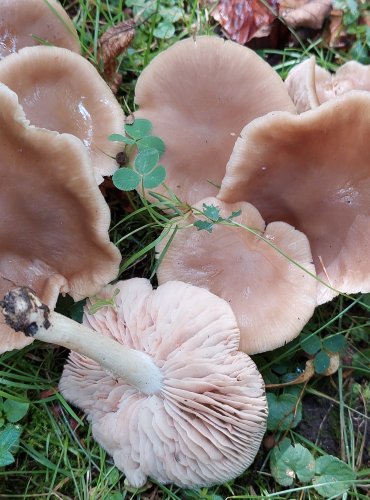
[0,287,163,395]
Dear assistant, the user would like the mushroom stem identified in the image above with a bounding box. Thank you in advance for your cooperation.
[0,287,163,395]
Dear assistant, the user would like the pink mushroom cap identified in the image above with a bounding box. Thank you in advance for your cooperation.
[133,35,296,205]
[157,197,317,354]
[0,46,125,183]
[0,83,121,353]
[0,0,80,59]
[219,92,370,304]
[285,57,370,112]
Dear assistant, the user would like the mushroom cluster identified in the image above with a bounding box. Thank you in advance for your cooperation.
[2,13,368,490]
[127,36,315,353]
[127,36,370,352]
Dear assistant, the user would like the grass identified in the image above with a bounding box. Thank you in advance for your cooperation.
[0,0,369,498]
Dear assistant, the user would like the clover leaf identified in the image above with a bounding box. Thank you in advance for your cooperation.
[270,438,315,486]
[312,455,356,498]
[0,424,22,467]
[267,392,302,431]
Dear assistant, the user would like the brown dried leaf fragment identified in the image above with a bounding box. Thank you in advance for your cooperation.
[279,0,332,30]
[212,0,278,44]
[98,20,135,93]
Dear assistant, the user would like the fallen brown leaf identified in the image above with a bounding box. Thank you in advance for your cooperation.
[212,0,278,44]
[98,20,135,93]
[279,0,332,30]
[325,8,346,47]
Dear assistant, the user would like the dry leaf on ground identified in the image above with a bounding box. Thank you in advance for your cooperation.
[279,0,332,30]
[212,0,278,44]
[98,20,135,93]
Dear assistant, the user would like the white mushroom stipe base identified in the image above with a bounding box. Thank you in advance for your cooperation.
[0,280,268,488]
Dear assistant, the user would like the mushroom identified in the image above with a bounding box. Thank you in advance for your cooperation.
[133,35,296,205]
[285,57,370,112]
[156,197,317,354]
[0,46,125,183]
[0,82,121,353]
[0,280,268,488]
[0,0,80,59]
[218,92,370,304]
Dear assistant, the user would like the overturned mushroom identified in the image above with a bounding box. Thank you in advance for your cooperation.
[0,0,80,59]
[219,92,370,304]
[285,57,370,112]
[134,35,296,205]
[157,198,317,354]
[0,83,121,353]
[0,46,125,183]
[1,280,268,488]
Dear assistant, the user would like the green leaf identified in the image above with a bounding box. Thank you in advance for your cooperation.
[202,204,221,221]
[159,5,183,22]
[88,289,119,315]
[153,21,175,39]
[194,220,214,233]
[137,136,165,156]
[125,119,152,140]
[314,350,330,374]
[143,166,166,189]
[3,400,29,423]
[108,134,135,145]
[349,41,369,63]
[270,438,315,486]
[312,455,356,498]
[322,335,346,353]
[0,424,21,467]
[228,209,241,220]
[112,168,141,191]
[267,393,302,431]
[301,334,321,355]
[134,148,159,174]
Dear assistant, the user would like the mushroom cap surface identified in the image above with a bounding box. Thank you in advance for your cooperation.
[157,198,316,354]
[0,0,80,59]
[60,278,267,488]
[284,57,320,112]
[134,35,296,205]
[0,83,121,353]
[285,58,370,112]
[0,46,125,183]
[218,92,370,304]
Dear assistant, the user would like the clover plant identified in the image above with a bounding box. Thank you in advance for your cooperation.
[109,118,166,191]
